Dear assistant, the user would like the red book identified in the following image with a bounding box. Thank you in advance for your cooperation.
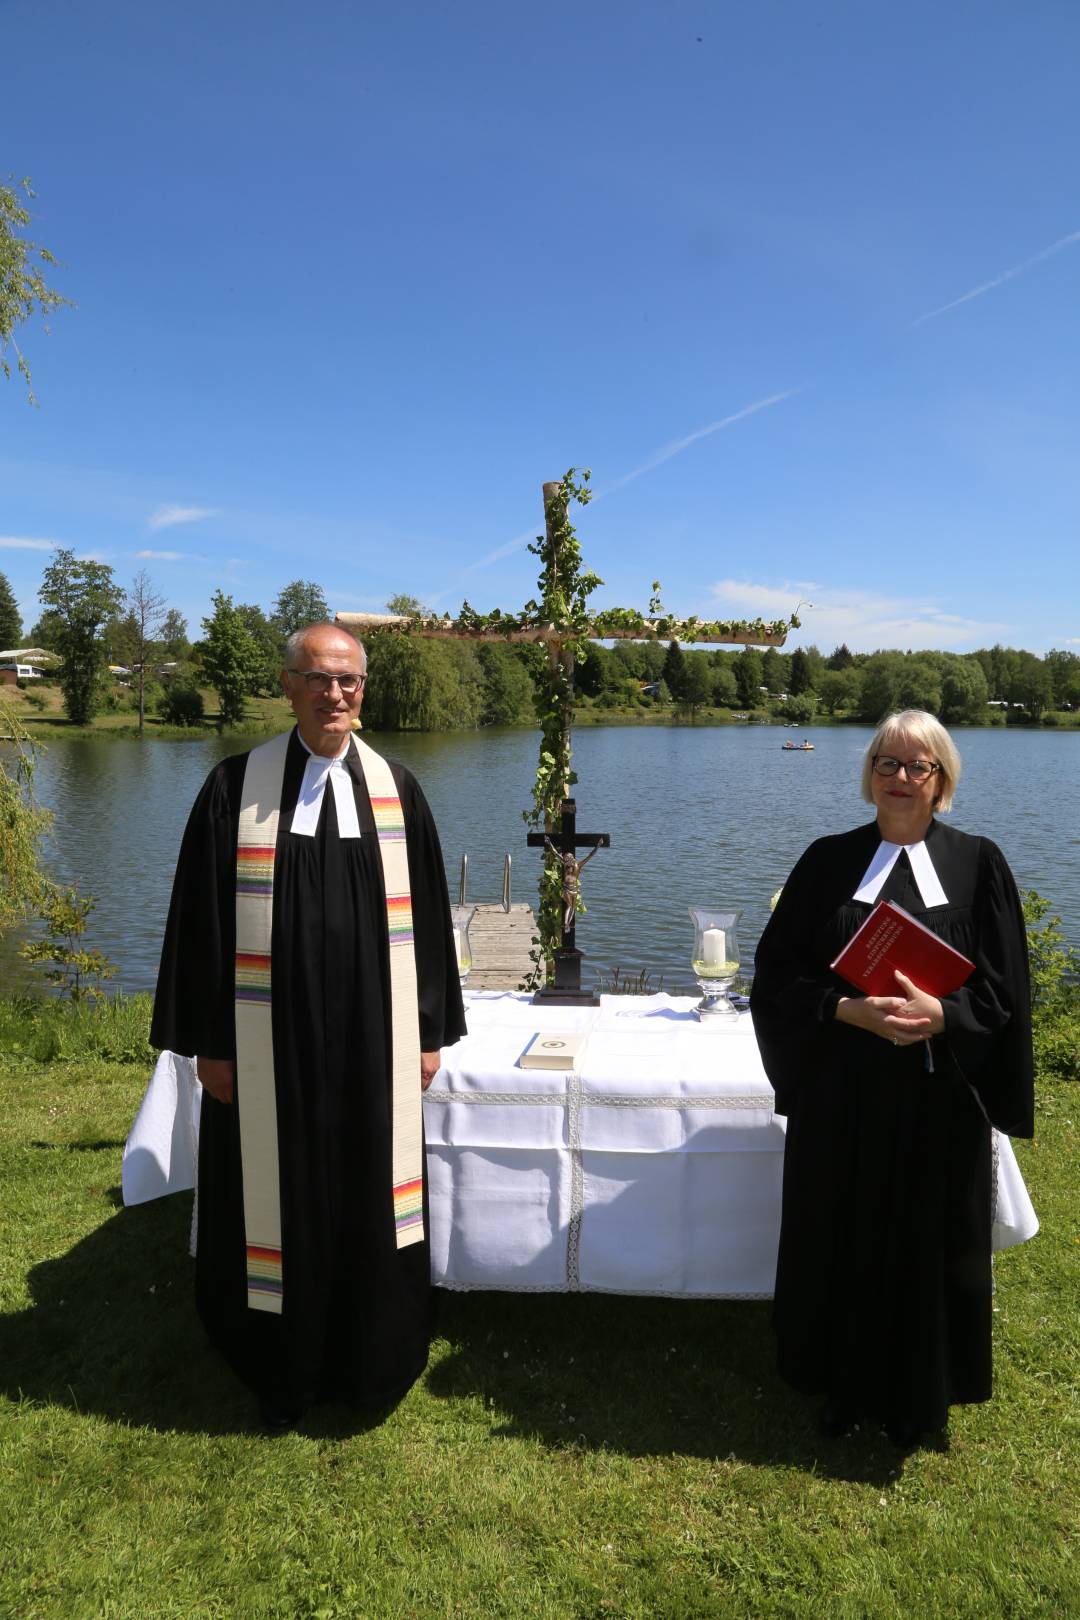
[830,900,975,998]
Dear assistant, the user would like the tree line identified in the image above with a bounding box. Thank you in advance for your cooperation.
[3,558,1077,730]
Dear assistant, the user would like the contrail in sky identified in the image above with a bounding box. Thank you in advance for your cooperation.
[592,388,803,500]
[912,228,1080,326]
[462,386,802,575]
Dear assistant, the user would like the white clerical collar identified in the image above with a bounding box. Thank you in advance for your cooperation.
[291,731,361,838]
[852,835,949,909]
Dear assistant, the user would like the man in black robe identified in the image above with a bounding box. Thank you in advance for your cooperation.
[750,715,1034,1446]
[152,622,466,1427]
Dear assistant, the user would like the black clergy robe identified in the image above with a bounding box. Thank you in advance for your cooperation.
[151,729,467,1411]
[750,817,1034,1436]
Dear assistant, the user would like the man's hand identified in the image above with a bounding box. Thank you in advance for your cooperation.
[197,1056,235,1104]
[420,1050,442,1091]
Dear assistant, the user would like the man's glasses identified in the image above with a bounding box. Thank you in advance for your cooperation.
[872,754,940,783]
[288,669,366,695]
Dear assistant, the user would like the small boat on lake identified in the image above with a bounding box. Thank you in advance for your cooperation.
[781,739,815,751]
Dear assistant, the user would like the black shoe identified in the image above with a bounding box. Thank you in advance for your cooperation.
[259,1396,304,1434]
[819,1400,857,1438]
[884,1418,922,1449]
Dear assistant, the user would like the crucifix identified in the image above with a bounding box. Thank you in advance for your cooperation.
[526,797,610,1004]
[337,471,796,1004]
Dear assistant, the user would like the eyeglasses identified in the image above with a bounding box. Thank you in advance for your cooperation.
[287,669,366,695]
[872,755,940,783]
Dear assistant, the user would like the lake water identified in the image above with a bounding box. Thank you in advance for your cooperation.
[3,724,1078,996]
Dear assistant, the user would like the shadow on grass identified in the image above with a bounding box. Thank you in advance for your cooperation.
[2,1206,909,1477]
[429,1291,910,1485]
[0,1196,267,1437]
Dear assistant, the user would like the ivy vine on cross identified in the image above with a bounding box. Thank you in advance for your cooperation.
[337,469,801,992]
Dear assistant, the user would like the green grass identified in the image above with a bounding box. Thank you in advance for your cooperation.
[0,1040,1077,1616]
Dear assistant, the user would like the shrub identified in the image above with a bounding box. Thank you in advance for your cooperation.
[156,679,205,727]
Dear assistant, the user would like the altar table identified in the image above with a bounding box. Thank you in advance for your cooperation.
[422,992,1038,1298]
[122,993,1039,1299]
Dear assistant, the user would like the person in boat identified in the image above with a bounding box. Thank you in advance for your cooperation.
[750,709,1033,1448]
[151,623,467,1430]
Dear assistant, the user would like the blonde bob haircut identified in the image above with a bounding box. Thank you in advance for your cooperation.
[860,709,961,812]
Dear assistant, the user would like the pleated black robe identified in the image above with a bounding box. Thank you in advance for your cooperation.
[151,729,467,1410]
[750,817,1034,1436]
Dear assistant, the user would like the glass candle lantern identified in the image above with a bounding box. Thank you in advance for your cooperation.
[451,905,476,987]
[688,906,743,1020]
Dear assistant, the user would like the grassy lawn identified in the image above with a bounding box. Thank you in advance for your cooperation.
[0,1026,1077,1617]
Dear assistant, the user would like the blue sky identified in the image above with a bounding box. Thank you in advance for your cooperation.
[2,0,1078,655]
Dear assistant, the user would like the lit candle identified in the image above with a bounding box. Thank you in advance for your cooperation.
[702,927,726,965]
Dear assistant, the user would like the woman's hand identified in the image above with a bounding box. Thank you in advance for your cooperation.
[197,1056,235,1104]
[421,1050,442,1091]
[836,971,943,1048]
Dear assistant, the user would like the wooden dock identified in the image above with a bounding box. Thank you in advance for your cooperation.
[467,902,536,991]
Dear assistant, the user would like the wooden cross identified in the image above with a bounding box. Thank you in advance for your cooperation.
[337,475,793,999]
[526,797,610,1003]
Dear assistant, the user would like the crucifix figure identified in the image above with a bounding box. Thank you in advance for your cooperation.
[527,797,610,1003]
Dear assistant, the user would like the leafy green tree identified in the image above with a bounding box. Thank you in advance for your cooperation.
[779,691,817,725]
[201,590,263,726]
[760,647,787,693]
[734,646,764,708]
[273,579,330,637]
[37,549,124,724]
[711,663,737,706]
[0,701,50,936]
[661,639,686,701]
[364,633,483,730]
[940,657,988,725]
[858,652,901,721]
[478,643,535,725]
[827,642,855,670]
[817,667,861,715]
[678,654,713,719]
[789,647,813,695]
[160,608,190,659]
[156,679,205,727]
[896,657,942,716]
[1045,648,1080,710]
[988,645,1020,702]
[0,570,21,647]
[21,884,115,1002]
[1,177,72,404]
[386,593,429,617]
[237,603,284,696]
[1009,652,1052,719]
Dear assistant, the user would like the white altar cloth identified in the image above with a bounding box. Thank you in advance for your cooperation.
[122,993,1039,1298]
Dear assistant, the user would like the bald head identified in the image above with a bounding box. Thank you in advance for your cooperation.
[283,622,367,675]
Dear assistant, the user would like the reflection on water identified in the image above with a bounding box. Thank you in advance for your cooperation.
[3,724,1077,996]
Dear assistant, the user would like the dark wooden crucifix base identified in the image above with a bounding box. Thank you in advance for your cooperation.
[527,797,610,1006]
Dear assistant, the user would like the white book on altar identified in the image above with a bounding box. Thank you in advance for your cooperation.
[518,1031,589,1071]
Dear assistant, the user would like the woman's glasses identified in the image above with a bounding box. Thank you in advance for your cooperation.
[872,754,940,783]
[288,669,366,695]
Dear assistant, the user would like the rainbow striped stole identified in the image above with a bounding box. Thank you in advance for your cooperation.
[234,730,424,1316]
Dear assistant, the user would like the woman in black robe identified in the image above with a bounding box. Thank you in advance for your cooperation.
[151,625,467,1425]
[750,709,1033,1447]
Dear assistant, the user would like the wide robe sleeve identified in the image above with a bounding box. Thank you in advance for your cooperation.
[749,834,856,1115]
[150,755,244,1061]
[390,762,468,1054]
[940,837,1034,1139]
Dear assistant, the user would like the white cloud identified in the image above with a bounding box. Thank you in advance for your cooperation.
[707,578,1005,652]
[0,536,59,551]
[912,228,1080,326]
[134,549,186,561]
[147,504,218,532]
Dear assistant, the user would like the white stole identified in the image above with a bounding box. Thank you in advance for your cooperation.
[234,730,423,1316]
